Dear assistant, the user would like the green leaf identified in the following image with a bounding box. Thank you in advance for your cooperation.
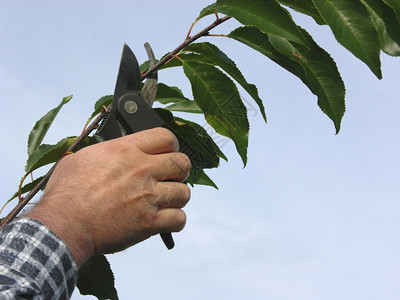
[273,29,346,132]
[152,53,202,71]
[182,60,249,165]
[155,108,221,169]
[139,60,150,73]
[77,255,118,300]
[229,26,346,133]
[155,83,190,105]
[26,137,75,173]
[25,136,98,174]
[174,116,228,162]
[229,26,307,80]
[361,0,400,56]
[27,95,72,156]
[196,3,218,21]
[383,0,400,21]
[277,0,326,25]
[165,101,203,114]
[186,169,218,189]
[216,0,308,46]
[155,83,202,113]
[8,175,45,203]
[312,0,382,79]
[90,95,113,119]
[183,42,267,122]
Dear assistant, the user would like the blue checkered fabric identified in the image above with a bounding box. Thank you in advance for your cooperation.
[0,218,78,299]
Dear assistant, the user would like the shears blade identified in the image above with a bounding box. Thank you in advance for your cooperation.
[95,43,175,250]
[114,43,141,100]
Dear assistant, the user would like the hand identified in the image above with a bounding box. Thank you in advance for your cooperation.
[25,128,191,266]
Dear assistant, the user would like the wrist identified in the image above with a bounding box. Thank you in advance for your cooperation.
[25,203,95,267]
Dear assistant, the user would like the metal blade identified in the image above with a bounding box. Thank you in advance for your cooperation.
[140,42,158,107]
[114,43,141,99]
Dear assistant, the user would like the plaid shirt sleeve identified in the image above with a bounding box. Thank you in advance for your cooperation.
[0,218,78,299]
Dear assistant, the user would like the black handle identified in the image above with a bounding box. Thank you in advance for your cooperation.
[116,93,175,250]
[160,233,175,250]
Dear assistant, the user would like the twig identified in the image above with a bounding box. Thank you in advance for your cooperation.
[141,15,231,81]
[0,15,232,229]
[207,34,228,37]
[0,111,106,229]
[18,173,29,203]
[186,21,197,40]
[170,54,184,63]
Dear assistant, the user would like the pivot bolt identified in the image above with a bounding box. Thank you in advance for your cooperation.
[124,100,138,114]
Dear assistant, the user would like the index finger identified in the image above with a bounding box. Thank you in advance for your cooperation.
[129,127,179,154]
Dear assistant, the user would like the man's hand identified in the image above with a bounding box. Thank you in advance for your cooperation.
[25,128,191,266]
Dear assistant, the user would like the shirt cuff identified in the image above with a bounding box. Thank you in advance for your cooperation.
[0,218,78,299]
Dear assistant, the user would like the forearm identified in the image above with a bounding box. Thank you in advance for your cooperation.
[0,218,78,300]
[0,128,191,299]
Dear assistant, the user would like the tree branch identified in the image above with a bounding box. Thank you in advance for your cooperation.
[0,15,232,229]
[140,16,231,81]
[0,111,106,229]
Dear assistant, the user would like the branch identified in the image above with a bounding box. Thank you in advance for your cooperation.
[0,111,106,229]
[141,15,231,81]
[0,15,232,229]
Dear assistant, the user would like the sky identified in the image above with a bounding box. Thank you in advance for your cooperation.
[1,1,400,299]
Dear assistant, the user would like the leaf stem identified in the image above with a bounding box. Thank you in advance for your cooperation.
[141,15,231,81]
[186,21,197,40]
[171,54,184,63]
[18,173,29,203]
[0,110,107,229]
[0,15,232,229]
[0,201,10,217]
[81,118,92,134]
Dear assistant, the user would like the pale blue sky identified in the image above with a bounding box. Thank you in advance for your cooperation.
[1,1,399,299]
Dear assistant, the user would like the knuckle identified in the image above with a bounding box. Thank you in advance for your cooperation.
[174,211,187,232]
[180,153,192,172]
[168,153,191,181]
[181,156,192,181]
[158,128,179,150]
[182,185,191,204]
[176,153,191,174]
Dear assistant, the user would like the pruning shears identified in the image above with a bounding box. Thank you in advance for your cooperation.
[95,43,175,249]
